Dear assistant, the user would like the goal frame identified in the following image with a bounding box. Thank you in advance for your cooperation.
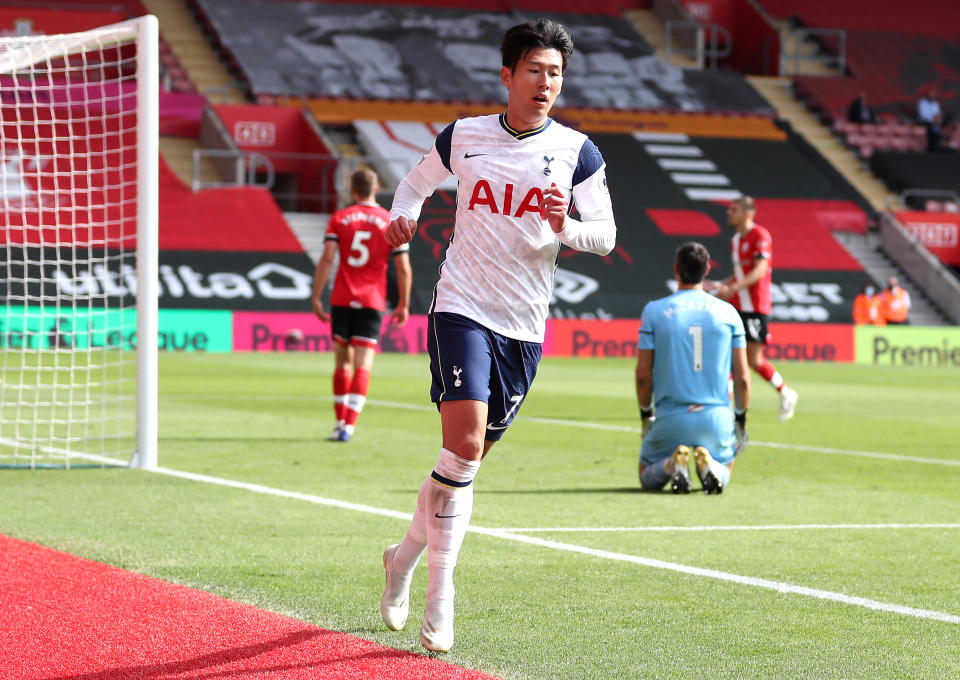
[0,16,159,469]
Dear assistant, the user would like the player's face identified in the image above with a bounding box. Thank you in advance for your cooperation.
[727,202,750,229]
[501,47,563,130]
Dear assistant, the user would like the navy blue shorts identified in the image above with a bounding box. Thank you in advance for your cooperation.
[427,312,542,442]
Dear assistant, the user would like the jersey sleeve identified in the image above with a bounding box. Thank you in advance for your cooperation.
[637,303,656,351]
[755,228,772,260]
[324,213,341,243]
[559,139,616,255]
[390,122,456,222]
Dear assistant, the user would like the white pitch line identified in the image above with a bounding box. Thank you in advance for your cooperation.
[42,444,960,626]
[469,526,960,625]
[365,402,960,469]
[124,465,960,626]
[160,395,960,468]
[498,523,960,533]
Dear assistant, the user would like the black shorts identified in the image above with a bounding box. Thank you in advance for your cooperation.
[738,312,770,345]
[330,306,383,348]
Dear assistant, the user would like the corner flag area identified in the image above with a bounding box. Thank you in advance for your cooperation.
[0,534,500,680]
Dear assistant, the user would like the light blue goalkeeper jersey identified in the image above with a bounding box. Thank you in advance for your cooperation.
[637,288,746,418]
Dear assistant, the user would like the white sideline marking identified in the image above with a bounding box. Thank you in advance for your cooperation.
[499,523,960,533]
[365,400,960,468]
[53,457,958,626]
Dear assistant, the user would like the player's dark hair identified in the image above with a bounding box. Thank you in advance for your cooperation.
[732,195,756,212]
[350,168,377,199]
[675,241,710,284]
[501,18,574,73]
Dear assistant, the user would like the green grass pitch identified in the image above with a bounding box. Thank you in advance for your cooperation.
[2,352,959,680]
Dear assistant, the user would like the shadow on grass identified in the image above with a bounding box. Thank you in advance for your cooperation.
[476,486,710,495]
[44,628,434,680]
[477,486,644,495]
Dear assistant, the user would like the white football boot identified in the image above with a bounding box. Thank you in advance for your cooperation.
[420,600,455,653]
[380,544,409,630]
[779,386,798,422]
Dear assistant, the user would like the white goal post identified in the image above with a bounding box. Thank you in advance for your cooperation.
[0,16,158,469]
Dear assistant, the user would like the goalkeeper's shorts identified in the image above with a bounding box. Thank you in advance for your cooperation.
[641,405,736,466]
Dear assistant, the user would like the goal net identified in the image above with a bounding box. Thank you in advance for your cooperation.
[0,16,158,469]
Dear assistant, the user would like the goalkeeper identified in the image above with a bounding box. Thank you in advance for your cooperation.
[635,242,751,494]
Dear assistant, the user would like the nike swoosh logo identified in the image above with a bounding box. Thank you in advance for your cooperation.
[486,423,508,431]
[434,513,460,518]
[464,152,487,158]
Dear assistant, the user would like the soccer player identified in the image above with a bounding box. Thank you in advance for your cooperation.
[379,18,616,653]
[710,196,798,421]
[636,242,751,494]
[311,168,412,442]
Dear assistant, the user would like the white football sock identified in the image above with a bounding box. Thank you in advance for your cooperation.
[390,478,429,583]
[425,448,480,606]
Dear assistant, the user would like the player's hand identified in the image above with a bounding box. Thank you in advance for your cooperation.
[385,216,417,247]
[702,279,719,293]
[641,416,655,439]
[542,183,568,234]
[714,283,735,301]
[734,409,749,454]
[312,297,329,323]
[390,305,409,327]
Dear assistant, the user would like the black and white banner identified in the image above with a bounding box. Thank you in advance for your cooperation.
[2,249,317,311]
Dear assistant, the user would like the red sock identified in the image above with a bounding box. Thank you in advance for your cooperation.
[754,358,784,391]
[344,368,371,426]
[333,368,351,421]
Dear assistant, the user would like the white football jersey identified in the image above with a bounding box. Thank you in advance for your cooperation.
[391,113,616,342]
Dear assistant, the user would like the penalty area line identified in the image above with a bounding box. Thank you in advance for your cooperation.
[90,460,960,627]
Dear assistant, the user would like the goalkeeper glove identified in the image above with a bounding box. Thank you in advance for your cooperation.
[734,408,749,454]
[640,406,655,439]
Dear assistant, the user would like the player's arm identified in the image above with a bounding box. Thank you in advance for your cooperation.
[635,348,654,437]
[716,257,768,299]
[732,344,751,453]
[553,140,616,255]
[311,240,339,322]
[386,123,455,248]
[390,250,412,326]
[732,345,750,412]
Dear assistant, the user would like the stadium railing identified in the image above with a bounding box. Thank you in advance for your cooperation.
[879,213,960,324]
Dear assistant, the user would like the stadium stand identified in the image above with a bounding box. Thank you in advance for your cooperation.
[190,0,774,116]
[761,0,960,126]
[1,1,199,96]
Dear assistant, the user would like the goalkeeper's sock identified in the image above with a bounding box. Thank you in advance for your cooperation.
[332,368,351,422]
[640,457,671,490]
[425,448,479,607]
[344,368,370,426]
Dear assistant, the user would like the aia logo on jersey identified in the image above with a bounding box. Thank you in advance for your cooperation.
[467,180,543,218]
